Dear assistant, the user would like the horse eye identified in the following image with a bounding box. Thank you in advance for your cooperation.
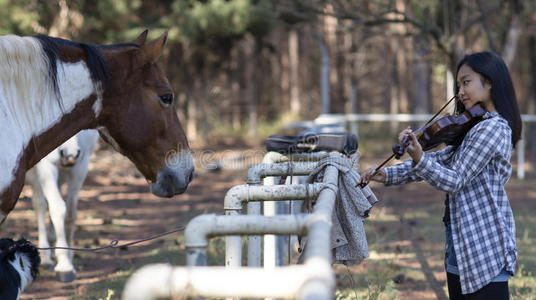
[159,93,173,106]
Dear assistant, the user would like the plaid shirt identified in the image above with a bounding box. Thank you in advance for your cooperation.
[384,111,516,294]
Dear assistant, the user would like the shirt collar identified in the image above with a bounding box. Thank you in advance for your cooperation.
[482,110,499,119]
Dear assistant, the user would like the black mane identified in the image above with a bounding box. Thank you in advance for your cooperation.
[33,35,112,93]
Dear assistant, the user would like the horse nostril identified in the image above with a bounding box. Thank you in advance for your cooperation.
[164,173,174,185]
[59,149,65,157]
[75,150,81,159]
[188,171,194,183]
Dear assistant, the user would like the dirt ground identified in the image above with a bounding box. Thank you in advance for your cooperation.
[4,142,536,300]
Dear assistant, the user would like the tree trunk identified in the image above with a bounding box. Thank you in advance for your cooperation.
[323,4,341,113]
[289,29,300,115]
[413,36,431,115]
[229,47,242,130]
[187,93,198,141]
[445,0,465,114]
[343,27,355,114]
[343,26,359,135]
[528,35,536,173]
[315,34,330,114]
[232,82,241,130]
[390,41,399,134]
[301,25,317,119]
[502,0,523,68]
[244,34,258,138]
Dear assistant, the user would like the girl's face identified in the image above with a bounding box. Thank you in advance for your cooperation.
[456,64,494,111]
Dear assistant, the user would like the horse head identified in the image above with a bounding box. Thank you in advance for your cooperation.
[97,31,193,197]
[57,135,81,167]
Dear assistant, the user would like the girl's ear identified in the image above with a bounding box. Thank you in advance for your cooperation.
[485,79,492,91]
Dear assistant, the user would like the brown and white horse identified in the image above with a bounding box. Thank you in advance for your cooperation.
[0,30,194,225]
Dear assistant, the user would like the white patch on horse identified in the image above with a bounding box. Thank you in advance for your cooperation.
[92,82,103,116]
[0,35,96,195]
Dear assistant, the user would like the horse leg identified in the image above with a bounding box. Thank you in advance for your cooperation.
[65,160,89,261]
[35,163,76,282]
[29,171,54,268]
[65,131,97,260]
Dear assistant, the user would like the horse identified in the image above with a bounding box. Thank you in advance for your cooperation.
[26,129,98,282]
[0,30,194,225]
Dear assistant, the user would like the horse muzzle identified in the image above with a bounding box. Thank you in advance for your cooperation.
[60,156,77,167]
[59,149,81,167]
[150,152,194,197]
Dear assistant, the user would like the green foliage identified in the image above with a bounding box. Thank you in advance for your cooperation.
[165,0,276,46]
[0,0,41,35]
[0,0,276,45]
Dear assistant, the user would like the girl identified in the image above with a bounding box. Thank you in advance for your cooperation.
[360,52,521,300]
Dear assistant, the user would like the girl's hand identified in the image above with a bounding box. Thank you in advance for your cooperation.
[399,127,423,163]
[359,165,386,185]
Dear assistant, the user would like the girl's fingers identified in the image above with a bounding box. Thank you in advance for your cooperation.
[398,127,412,142]
[410,131,418,143]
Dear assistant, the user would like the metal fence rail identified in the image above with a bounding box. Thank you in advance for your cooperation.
[122,152,341,300]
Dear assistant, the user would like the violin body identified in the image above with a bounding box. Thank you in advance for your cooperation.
[393,104,487,158]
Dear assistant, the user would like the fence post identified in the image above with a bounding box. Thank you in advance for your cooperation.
[518,136,525,180]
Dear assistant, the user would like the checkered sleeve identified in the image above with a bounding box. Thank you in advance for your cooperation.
[384,146,453,186]
[411,119,508,193]
[384,158,418,185]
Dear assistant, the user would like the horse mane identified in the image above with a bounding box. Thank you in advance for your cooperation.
[0,34,122,153]
[0,35,59,130]
[33,35,111,92]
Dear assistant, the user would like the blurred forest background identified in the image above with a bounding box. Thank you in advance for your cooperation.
[1,0,536,167]
[3,2,536,298]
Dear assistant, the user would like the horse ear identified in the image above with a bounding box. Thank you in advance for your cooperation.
[143,31,168,64]
[133,30,149,46]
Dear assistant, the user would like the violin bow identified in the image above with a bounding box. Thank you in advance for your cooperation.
[357,95,458,188]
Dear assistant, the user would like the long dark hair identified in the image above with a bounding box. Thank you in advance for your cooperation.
[454,52,522,148]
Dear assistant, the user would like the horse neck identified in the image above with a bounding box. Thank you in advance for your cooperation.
[0,93,98,220]
[0,36,104,223]
[24,95,99,169]
[0,36,101,191]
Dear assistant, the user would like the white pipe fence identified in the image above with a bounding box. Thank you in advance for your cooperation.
[245,160,320,267]
[224,182,326,267]
[310,113,536,179]
[122,259,333,300]
[185,214,310,266]
[122,153,340,300]
[260,152,328,269]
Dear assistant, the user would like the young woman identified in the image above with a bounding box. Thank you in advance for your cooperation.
[360,52,521,300]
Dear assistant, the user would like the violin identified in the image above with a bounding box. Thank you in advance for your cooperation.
[358,96,487,188]
[392,103,487,159]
